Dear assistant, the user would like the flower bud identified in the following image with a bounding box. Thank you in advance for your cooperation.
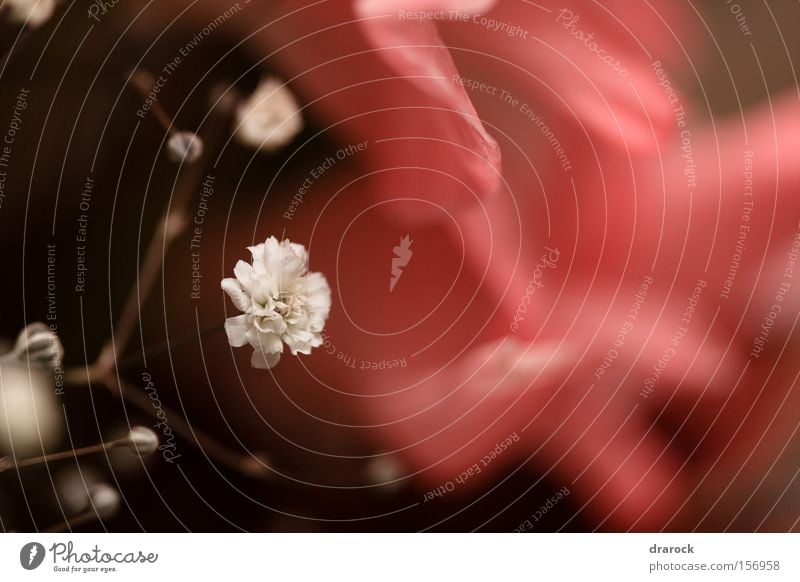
[4,0,56,27]
[235,77,303,153]
[166,131,203,163]
[12,323,63,369]
[238,452,273,480]
[125,426,159,456]
[89,484,120,520]
[57,468,100,514]
[0,362,61,455]
[365,454,406,492]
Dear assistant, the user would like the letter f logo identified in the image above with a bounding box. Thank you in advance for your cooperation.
[20,542,45,570]
[389,235,414,292]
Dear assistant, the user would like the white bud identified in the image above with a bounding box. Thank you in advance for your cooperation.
[166,131,203,163]
[89,484,120,520]
[239,452,272,480]
[235,77,303,153]
[4,0,56,27]
[12,323,63,369]
[0,363,61,456]
[57,468,100,514]
[125,426,159,456]
[365,454,406,492]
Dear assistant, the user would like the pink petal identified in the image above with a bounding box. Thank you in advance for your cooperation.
[437,0,693,152]
[355,0,497,18]
[200,2,502,223]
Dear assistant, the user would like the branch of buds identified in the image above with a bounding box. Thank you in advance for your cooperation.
[53,76,274,480]
[0,426,159,473]
[44,484,120,533]
[0,71,319,527]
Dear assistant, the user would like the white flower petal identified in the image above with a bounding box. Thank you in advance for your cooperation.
[221,236,331,369]
[224,315,251,347]
[235,77,304,154]
[233,260,255,286]
[307,272,332,318]
[5,0,56,26]
[221,278,250,312]
[285,242,309,278]
[12,322,63,368]
[254,331,284,354]
[251,349,281,369]
[289,341,313,356]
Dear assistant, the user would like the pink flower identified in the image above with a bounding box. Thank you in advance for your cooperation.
[165,0,800,530]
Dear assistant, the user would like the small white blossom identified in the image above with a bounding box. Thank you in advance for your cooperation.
[365,454,407,493]
[57,469,101,514]
[235,77,303,153]
[89,484,120,519]
[125,426,159,456]
[222,237,331,369]
[10,322,63,369]
[166,131,203,163]
[0,362,61,455]
[4,0,56,26]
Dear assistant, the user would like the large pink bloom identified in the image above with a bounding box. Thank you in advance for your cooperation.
[162,0,800,530]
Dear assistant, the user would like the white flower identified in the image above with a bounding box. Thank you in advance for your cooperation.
[235,77,303,153]
[88,484,121,519]
[9,322,63,369]
[4,0,56,26]
[166,131,203,164]
[0,362,62,455]
[221,237,331,369]
[125,426,159,456]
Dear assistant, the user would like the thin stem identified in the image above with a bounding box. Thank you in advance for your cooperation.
[108,374,271,480]
[61,85,267,481]
[129,70,176,134]
[0,438,126,473]
[63,323,224,386]
[63,362,104,386]
[95,84,238,377]
[115,322,225,371]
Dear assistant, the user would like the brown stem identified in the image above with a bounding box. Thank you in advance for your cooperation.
[63,323,225,385]
[0,438,126,473]
[129,69,176,134]
[95,83,239,376]
[106,374,271,480]
[115,322,225,371]
[62,84,267,481]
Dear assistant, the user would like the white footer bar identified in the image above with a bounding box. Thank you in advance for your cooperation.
[0,533,797,580]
